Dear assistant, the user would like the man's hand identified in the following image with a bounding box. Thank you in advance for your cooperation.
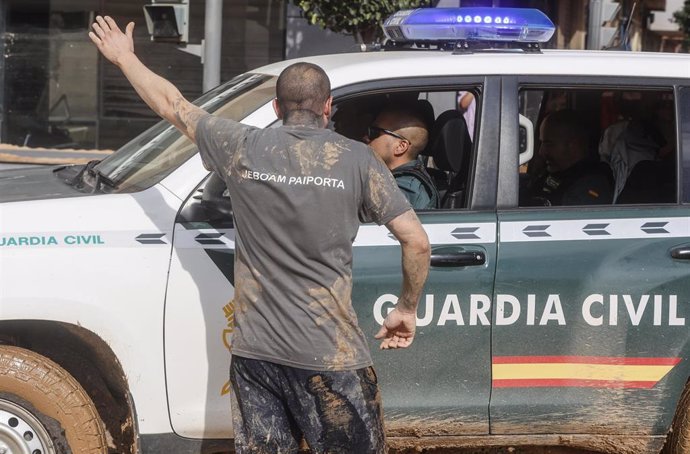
[375,307,417,349]
[89,16,135,67]
[87,16,207,143]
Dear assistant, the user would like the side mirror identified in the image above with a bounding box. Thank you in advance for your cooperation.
[201,172,233,220]
[518,114,534,166]
[202,196,233,219]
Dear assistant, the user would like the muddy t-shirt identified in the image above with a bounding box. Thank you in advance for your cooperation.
[196,115,411,371]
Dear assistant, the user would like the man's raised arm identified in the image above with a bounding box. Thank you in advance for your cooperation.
[89,16,207,142]
[375,209,431,349]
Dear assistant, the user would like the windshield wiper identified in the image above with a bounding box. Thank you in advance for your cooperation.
[69,160,118,193]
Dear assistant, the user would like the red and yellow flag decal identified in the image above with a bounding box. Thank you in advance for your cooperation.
[493,356,681,389]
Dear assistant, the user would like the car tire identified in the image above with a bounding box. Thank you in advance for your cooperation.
[0,345,108,454]
[664,383,690,454]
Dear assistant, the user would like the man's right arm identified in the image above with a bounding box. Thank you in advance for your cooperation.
[375,209,430,349]
[89,16,207,144]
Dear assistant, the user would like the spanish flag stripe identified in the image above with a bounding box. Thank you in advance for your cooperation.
[493,363,673,381]
[491,356,680,389]
[493,379,657,389]
[492,356,681,366]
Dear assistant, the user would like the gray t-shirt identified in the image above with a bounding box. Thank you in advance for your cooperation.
[196,115,411,371]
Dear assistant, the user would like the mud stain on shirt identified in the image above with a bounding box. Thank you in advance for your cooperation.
[290,139,346,176]
[307,275,360,368]
[366,169,398,222]
[292,140,317,175]
[322,141,346,170]
[227,131,251,180]
[234,259,263,313]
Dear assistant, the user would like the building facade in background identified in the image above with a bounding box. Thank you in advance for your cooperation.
[0,0,284,151]
[0,0,684,153]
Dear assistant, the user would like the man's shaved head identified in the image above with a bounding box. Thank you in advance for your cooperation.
[367,105,429,170]
[378,107,429,156]
[276,63,331,124]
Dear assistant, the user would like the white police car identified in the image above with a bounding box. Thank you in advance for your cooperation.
[1,7,690,454]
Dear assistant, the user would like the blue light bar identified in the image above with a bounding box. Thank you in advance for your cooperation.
[383,7,555,43]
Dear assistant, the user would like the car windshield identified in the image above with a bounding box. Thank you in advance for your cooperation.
[94,73,277,192]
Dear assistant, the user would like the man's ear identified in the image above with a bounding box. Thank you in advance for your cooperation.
[272,99,283,120]
[393,138,410,157]
[323,96,333,117]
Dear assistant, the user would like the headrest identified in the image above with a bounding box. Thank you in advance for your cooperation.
[414,100,435,157]
[414,99,435,132]
[427,109,472,172]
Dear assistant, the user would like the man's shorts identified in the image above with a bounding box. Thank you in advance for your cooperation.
[229,355,386,454]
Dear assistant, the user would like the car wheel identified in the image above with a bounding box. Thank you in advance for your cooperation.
[0,345,107,454]
[664,383,690,454]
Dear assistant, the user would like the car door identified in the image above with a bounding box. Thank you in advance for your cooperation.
[163,75,501,438]
[340,76,501,435]
[163,92,279,438]
[491,76,690,436]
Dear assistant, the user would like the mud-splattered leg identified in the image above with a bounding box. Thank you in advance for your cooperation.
[230,356,302,454]
[282,366,387,454]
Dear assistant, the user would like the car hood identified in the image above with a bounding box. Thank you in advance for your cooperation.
[0,165,92,203]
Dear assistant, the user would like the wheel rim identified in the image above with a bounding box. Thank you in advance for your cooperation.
[0,398,54,454]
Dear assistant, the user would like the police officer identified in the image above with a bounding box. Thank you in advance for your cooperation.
[527,109,613,206]
[366,106,440,210]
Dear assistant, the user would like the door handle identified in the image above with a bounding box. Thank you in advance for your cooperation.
[431,250,486,267]
[670,246,690,260]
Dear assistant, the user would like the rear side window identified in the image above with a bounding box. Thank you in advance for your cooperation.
[680,87,690,203]
[518,87,677,207]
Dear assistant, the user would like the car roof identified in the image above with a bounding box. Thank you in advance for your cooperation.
[255,50,690,89]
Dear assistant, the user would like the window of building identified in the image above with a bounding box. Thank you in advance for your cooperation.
[3,1,98,149]
[0,0,285,154]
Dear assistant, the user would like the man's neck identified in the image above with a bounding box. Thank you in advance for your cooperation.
[390,157,416,171]
[283,111,325,129]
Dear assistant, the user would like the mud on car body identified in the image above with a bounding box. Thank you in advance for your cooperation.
[1,7,690,454]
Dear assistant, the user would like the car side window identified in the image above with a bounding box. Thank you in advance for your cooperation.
[518,87,677,207]
[330,88,479,210]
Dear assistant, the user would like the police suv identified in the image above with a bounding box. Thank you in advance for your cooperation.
[1,7,690,454]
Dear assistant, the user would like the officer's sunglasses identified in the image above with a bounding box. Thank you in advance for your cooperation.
[367,126,410,143]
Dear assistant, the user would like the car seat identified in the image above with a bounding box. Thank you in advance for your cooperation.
[424,109,473,209]
[616,158,675,204]
[600,119,664,203]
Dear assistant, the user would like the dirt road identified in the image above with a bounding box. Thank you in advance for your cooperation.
[391,449,597,454]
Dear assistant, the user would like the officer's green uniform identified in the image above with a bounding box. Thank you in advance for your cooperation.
[392,160,440,210]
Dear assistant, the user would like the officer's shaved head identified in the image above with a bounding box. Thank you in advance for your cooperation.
[276,63,331,124]
[378,107,429,156]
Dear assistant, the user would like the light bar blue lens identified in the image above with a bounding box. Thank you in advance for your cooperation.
[383,7,555,43]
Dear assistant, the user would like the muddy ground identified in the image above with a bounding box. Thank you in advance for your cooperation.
[390,448,595,453]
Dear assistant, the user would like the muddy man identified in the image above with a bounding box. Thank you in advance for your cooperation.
[90,15,430,454]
